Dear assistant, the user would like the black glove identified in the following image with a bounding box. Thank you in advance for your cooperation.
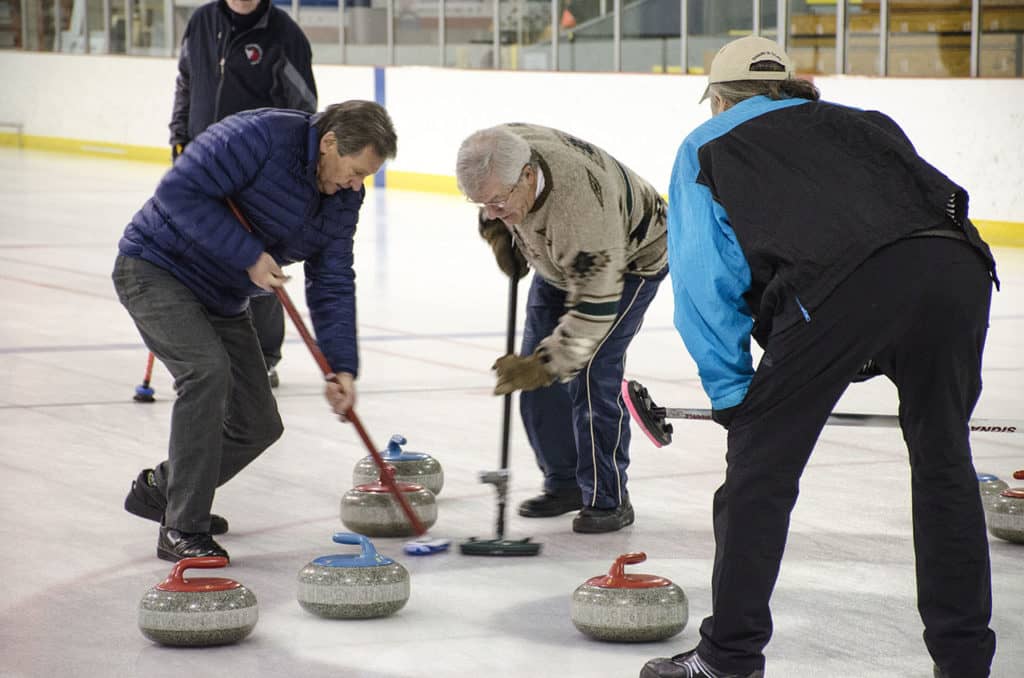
[479,213,529,280]
[852,359,883,383]
[711,405,740,430]
[171,143,186,162]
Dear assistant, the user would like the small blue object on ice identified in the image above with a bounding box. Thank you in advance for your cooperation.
[403,538,452,556]
[133,384,155,403]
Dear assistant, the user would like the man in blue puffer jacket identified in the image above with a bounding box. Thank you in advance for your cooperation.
[113,100,397,562]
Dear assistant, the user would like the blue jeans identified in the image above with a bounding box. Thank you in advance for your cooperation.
[112,255,283,532]
[519,269,666,510]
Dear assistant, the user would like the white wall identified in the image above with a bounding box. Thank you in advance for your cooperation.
[2,52,1022,221]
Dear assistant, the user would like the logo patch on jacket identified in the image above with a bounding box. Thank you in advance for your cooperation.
[244,44,263,65]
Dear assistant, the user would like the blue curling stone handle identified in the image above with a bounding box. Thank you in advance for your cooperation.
[312,532,395,567]
[381,434,431,462]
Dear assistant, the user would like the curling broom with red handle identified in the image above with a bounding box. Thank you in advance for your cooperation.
[226,197,426,537]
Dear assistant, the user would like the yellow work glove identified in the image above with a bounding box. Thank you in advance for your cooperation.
[492,353,555,395]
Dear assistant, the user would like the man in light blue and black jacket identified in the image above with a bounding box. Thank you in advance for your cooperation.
[114,101,396,563]
[641,36,998,678]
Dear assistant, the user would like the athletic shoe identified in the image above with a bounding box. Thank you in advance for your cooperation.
[157,526,229,563]
[125,469,229,535]
[572,498,634,533]
[268,367,279,388]
[640,649,764,678]
[518,488,583,517]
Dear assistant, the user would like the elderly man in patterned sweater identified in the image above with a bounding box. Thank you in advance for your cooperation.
[456,124,668,533]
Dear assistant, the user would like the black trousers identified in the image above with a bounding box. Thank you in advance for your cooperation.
[249,293,285,369]
[697,238,996,677]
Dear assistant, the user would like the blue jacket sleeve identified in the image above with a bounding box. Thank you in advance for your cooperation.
[667,136,755,410]
[304,196,361,377]
[153,114,268,272]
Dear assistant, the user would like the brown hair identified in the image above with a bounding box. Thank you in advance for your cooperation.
[315,100,397,160]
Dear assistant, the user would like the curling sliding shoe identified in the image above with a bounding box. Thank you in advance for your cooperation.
[518,487,583,517]
[572,498,634,534]
[157,527,229,563]
[125,468,229,535]
[640,649,763,678]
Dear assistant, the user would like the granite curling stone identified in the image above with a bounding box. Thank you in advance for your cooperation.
[138,556,257,646]
[297,532,411,618]
[985,488,1024,544]
[977,473,1009,507]
[353,434,444,496]
[571,552,687,642]
[341,464,437,537]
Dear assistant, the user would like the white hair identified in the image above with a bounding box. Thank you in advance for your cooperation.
[455,126,532,198]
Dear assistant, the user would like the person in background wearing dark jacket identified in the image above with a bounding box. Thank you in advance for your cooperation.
[114,101,396,562]
[170,0,318,387]
[641,37,998,678]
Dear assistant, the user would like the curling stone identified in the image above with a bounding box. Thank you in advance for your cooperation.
[352,434,444,496]
[977,473,1009,507]
[138,556,257,646]
[985,488,1024,544]
[571,552,687,642]
[297,532,410,618]
[341,465,437,537]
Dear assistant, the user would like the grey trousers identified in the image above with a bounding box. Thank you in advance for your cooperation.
[113,255,283,532]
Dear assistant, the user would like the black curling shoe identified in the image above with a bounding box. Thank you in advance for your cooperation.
[572,498,634,533]
[640,650,764,678]
[125,469,229,535]
[157,527,229,563]
[517,488,583,517]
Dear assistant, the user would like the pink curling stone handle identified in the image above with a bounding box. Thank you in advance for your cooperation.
[156,556,240,592]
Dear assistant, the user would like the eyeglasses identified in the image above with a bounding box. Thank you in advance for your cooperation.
[469,166,529,211]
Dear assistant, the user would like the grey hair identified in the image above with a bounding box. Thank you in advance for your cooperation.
[709,78,820,110]
[315,100,397,160]
[456,127,533,198]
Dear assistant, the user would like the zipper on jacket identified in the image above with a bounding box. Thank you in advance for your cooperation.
[795,296,811,322]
